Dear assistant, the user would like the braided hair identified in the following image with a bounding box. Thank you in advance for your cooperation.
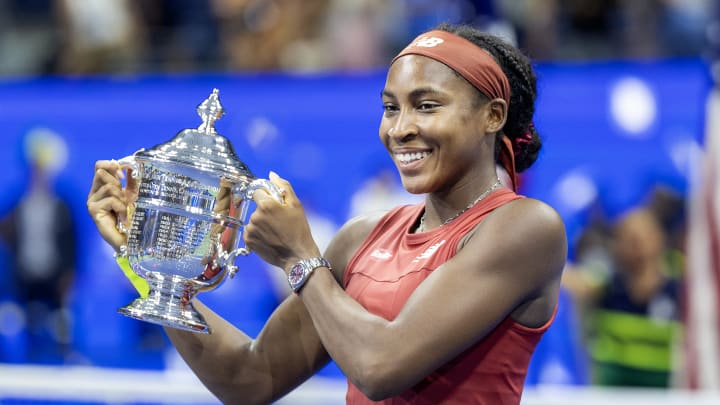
[436,23,541,173]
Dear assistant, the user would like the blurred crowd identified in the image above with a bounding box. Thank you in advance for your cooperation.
[0,0,718,77]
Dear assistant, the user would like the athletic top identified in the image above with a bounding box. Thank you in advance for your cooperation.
[343,188,555,404]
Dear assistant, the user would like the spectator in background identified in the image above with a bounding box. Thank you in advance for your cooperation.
[563,187,684,387]
[0,0,61,76]
[321,0,398,70]
[135,0,221,72]
[56,0,145,75]
[212,0,330,71]
[500,0,712,61]
[0,128,77,362]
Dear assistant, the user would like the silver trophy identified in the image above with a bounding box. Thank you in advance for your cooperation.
[115,89,282,334]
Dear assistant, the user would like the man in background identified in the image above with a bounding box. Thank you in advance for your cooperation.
[0,128,76,362]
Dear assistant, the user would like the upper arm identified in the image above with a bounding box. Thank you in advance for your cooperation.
[381,199,567,384]
[323,212,386,285]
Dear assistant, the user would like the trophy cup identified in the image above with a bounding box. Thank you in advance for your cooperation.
[114,88,282,334]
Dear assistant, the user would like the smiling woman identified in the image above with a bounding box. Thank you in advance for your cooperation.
[86,23,567,405]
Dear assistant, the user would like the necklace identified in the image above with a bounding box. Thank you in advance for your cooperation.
[418,178,502,232]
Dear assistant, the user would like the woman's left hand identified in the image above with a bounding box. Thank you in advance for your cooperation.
[244,172,322,273]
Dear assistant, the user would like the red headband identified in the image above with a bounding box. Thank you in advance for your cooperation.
[392,30,510,103]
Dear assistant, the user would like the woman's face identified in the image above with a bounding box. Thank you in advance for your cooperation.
[613,210,666,270]
[379,55,498,195]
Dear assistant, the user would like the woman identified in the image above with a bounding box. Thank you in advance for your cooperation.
[88,23,567,404]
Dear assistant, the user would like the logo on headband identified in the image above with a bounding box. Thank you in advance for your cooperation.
[413,36,444,48]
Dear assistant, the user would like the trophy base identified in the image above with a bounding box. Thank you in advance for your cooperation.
[118,299,210,334]
[117,272,211,334]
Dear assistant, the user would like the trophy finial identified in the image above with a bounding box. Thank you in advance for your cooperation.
[197,88,225,134]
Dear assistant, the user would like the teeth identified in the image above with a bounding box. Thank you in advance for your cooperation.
[396,151,431,163]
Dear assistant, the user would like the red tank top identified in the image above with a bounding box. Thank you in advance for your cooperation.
[343,188,555,404]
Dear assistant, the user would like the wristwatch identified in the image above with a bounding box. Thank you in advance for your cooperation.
[287,257,331,292]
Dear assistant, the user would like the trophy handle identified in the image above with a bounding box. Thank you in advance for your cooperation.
[221,178,284,277]
[240,178,285,205]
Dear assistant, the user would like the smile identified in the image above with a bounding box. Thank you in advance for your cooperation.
[395,151,432,164]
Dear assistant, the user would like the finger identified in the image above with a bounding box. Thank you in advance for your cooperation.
[214,185,231,215]
[268,171,298,204]
[88,192,127,216]
[101,183,126,206]
[88,194,129,226]
[125,167,139,193]
[87,174,124,202]
[87,177,128,210]
[94,159,120,172]
[89,197,129,249]
[251,188,274,205]
[217,184,231,200]
[88,176,125,204]
[268,171,289,188]
[89,162,122,196]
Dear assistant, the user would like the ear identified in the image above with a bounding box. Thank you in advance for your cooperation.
[485,99,508,134]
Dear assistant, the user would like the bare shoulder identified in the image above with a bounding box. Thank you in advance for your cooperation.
[469,197,567,283]
[324,210,387,284]
[498,197,566,259]
[499,197,566,243]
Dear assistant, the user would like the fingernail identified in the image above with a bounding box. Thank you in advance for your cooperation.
[269,171,279,180]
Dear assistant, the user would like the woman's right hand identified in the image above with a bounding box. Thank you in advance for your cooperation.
[87,160,139,253]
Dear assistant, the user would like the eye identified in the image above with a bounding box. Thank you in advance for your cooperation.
[383,103,399,114]
[417,102,439,111]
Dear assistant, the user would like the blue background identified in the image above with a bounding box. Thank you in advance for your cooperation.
[0,58,712,385]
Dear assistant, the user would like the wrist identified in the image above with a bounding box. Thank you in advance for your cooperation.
[287,257,331,293]
[281,249,323,275]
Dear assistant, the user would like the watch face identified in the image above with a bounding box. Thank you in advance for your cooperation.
[289,264,305,286]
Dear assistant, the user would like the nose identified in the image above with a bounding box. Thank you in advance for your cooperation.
[387,112,419,142]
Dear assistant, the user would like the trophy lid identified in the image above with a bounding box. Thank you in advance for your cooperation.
[134,88,254,179]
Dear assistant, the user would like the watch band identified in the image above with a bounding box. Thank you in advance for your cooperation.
[288,257,331,292]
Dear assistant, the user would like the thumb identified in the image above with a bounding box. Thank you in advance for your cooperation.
[269,171,293,188]
[268,171,295,201]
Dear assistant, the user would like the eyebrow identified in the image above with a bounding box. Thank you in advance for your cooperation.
[381,87,446,100]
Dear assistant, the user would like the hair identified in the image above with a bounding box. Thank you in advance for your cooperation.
[435,23,541,173]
